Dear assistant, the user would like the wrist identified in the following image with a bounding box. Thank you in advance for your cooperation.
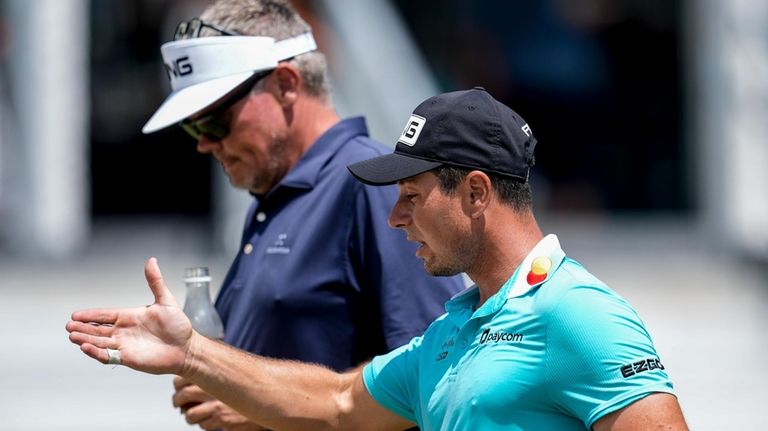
[179,330,204,379]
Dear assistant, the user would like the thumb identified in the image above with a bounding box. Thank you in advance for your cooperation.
[145,257,179,307]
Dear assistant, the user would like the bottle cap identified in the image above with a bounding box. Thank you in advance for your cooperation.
[184,266,211,283]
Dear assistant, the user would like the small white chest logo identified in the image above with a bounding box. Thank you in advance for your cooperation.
[266,233,291,254]
[398,114,426,147]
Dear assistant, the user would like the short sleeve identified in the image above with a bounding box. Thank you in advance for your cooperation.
[544,283,675,428]
[362,335,423,423]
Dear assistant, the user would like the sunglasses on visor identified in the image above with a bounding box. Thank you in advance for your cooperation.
[179,70,273,141]
[174,18,240,40]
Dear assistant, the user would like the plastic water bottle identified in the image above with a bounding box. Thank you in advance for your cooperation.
[182,267,224,340]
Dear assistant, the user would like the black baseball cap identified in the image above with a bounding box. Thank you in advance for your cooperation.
[348,87,537,185]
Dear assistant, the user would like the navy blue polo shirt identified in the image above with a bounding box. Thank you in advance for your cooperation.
[215,117,465,371]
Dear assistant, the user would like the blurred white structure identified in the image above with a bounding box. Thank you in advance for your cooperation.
[690,0,768,258]
[3,0,90,257]
[319,0,440,144]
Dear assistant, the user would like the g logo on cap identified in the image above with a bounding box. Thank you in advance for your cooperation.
[399,114,426,147]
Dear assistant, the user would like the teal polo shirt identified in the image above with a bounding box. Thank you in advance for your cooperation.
[363,234,675,430]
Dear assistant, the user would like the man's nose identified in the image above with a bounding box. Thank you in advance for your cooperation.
[388,201,411,229]
[196,135,221,153]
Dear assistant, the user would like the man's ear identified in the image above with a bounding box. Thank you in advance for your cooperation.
[272,63,301,107]
[464,171,492,219]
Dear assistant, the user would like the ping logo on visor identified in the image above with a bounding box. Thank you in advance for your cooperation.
[398,114,426,147]
[165,55,193,79]
[161,36,277,90]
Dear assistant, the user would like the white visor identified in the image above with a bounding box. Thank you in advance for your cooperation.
[142,33,317,134]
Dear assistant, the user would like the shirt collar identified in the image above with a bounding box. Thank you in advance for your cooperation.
[277,117,370,190]
[445,234,566,321]
[504,233,566,299]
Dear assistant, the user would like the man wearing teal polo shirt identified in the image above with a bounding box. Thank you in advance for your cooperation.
[67,88,689,430]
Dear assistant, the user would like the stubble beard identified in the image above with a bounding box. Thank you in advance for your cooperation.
[424,235,478,277]
[225,135,290,194]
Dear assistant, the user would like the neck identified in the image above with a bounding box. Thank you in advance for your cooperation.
[467,209,543,306]
[287,95,340,155]
[247,96,339,196]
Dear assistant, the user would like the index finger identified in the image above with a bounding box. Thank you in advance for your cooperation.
[70,308,120,324]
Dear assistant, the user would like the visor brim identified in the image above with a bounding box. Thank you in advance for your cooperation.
[142,71,257,134]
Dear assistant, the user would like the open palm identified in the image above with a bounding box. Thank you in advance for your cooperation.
[66,257,194,375]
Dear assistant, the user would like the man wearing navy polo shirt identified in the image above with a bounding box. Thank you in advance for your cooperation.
[139,0,463,428]
[68,87,689,430]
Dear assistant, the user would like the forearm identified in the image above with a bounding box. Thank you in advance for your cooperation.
[181,333,353,431]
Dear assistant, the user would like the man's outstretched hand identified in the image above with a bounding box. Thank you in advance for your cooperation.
[66,257,196,376]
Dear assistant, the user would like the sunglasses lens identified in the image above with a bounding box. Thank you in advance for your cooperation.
[180,116,230,141]
[176,71,263,141]
[180,121,202,140]
[199,118,229,140]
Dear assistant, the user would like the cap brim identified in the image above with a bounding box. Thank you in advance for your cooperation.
[141,71,256,134]
[347,152,443,186]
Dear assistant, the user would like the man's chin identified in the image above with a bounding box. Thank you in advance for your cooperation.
[222,171,251,191]
[424,261,461,277]
[226,176,248,190]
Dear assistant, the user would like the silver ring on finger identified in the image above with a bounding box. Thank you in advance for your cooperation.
[106,348,121,365]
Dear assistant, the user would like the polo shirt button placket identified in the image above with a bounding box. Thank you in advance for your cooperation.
[457,318,477,351]
[244,212,267,255]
